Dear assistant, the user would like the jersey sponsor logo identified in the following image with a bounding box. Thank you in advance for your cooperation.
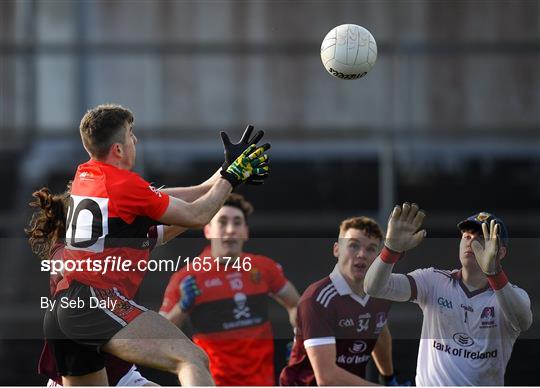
[229,277,244,291]
[375,312,387,333]
[460,304,474,323]
[437,297,453,309]
[232,292,251,319]
[337,353,371,365]
[475,212,492,222]
[222,316,264,330]
[480,306,496,328]
[338,318,354,327]
[348,340,367,354]
[249,267,261,284]
[433,340,498,360]
[204,278,223,288]
[452,333,475,347]
[148,184,163,198]
[79,171,93,180]
[356,313,371,333]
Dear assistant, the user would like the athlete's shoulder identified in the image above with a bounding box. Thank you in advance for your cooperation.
[300,277,334,303]
[168,266,192,285]
[72,160,143,194]
[409,267,457,280]
[102,163,147,187]
[247,253,282,270]
[508,282,531,299]
[246,252,275,264]
[432,268,459,279]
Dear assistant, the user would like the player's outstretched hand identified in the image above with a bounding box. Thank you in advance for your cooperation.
[220,125,270,185]
[385,202,426,253]
[220,144,270,188]
[179,275,201,311]
[471,219,502,276]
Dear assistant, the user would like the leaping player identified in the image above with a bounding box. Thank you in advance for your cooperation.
[364,203,532,385]
[42,104,270,386]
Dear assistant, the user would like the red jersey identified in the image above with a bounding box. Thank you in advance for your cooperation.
[280,266,392,386]
[56,160,169,298]
[160,246,288,386]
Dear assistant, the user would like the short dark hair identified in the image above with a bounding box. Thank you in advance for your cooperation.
[79,104,134,159]
[339,216,383,243]
[223,193,254,221]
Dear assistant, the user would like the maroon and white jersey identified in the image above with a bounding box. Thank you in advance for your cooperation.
[280,265,392,386]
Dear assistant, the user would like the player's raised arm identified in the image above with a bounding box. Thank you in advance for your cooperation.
[364,203,426,301]
[471,220,533,332]
[161,168,221,203]
[161,124,268,201]
[159,143,269,228]
[272,281,300,329]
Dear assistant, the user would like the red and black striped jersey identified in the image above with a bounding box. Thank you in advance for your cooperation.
[55,160,169,298]
[160,246,288,386]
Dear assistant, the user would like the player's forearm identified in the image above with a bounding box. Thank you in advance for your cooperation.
[371,325,394,377]
[162,225,188,243]
[287,306,298,329]
[188,178,232,226]
[161,169,221,203]
[364,258,411,302]
[160,304,188,327]
[490,274,532,332]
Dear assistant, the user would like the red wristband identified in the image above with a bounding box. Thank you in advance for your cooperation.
[380,246,403,264]
[487,270,508,290]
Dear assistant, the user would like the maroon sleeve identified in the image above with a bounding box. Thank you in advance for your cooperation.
[298,296,336,341]
[148,225,158,251]
[37,341,59,382]
[406,274,418,301]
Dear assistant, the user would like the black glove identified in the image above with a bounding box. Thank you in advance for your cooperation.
[220,144,270,188]
[221,125,269,185]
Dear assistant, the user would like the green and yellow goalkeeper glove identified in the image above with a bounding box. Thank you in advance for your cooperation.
[221,125,269,185]
[220,144,270,188]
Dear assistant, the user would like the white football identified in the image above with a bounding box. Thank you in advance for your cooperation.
[320,24,377,80]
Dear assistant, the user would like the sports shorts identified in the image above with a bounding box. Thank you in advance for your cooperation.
[47,366,150,387]
[43,280,147,376]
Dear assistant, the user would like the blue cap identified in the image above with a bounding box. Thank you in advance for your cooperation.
[457,212,508,246]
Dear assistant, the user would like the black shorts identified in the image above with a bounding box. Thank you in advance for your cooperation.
[43,281,147,376]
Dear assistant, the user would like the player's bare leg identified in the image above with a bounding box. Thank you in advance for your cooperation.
[61,368,108,386]
[102,311,214,386]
